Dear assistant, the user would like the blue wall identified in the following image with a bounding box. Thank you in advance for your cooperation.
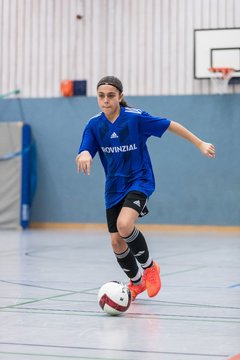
[0,95,239,226]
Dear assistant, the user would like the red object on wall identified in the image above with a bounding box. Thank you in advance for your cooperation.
[61,80,74,97]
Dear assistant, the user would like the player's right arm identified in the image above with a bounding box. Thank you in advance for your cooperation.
[76,122,99,176]
[75,151,92,175]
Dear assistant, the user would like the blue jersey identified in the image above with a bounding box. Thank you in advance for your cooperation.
[78,106,170,209]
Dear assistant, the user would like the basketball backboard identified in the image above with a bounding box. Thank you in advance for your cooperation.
[194,28,240,80]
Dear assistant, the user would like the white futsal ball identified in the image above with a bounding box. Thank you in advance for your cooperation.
[98,281,131,316]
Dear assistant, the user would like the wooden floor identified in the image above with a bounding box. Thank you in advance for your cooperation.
[0,228,239,360]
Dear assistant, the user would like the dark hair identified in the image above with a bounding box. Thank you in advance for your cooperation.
[97,75,130,107]
[97,76,123,92]
[120,98,129,107]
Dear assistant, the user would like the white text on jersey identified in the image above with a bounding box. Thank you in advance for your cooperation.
[101,144,138,153]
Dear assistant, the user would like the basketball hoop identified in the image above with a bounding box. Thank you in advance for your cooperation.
[208,67,235,94]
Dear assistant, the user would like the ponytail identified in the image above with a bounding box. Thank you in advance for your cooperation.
[120,97,130,107]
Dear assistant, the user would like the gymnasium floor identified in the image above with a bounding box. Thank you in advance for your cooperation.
[0,227,239,360]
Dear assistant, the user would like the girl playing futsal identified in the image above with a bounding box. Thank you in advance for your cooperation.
[76,76,215,301]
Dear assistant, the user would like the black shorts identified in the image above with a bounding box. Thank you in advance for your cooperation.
[106,191,149,233]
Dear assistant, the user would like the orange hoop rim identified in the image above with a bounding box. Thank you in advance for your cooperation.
[208,67,235,79]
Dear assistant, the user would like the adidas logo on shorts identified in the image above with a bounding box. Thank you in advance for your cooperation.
[133,200,141,207]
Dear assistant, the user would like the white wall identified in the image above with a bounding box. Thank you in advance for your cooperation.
[0,0,240,97]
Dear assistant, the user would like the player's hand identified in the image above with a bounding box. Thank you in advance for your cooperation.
[199,142,215,158]
[75,151,92,175]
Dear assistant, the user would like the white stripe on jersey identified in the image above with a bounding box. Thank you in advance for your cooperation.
[124,107,142,114]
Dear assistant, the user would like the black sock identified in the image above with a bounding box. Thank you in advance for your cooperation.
[114,247,142,282]
[122,227,153,269]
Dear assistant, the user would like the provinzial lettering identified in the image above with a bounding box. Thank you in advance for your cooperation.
[101,144,138,153]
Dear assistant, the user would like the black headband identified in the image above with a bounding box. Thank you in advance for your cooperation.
[97,76,123,92]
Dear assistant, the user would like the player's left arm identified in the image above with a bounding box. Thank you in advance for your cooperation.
[168,121,215,159]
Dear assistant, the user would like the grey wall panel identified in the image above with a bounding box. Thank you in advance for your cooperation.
[0,123,22,229]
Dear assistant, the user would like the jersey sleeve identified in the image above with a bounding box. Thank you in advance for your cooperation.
[141,111,171,138]
[78,122,99,158]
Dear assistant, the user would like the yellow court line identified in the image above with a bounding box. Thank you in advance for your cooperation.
[30,222,240,233]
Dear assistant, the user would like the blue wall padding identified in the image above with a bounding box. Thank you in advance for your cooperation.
[21,124,30,228]
[21,124,37,228]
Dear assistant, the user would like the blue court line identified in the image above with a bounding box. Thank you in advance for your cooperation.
[2,308,239,324]
[229,283,240,288]
[0,342,228,357]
